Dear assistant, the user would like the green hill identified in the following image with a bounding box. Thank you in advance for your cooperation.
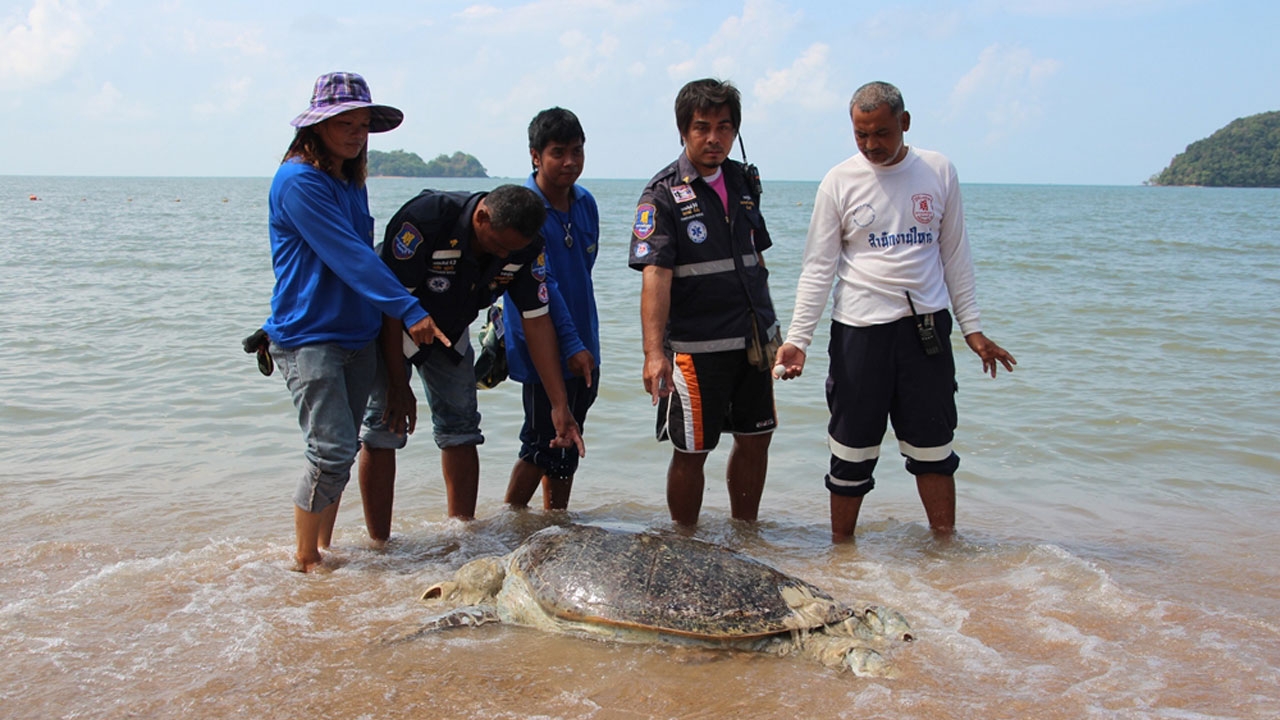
[1150,111,1280,187]
[368,150,488,178]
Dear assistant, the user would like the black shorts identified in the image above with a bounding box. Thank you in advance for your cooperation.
[825,312,960,497]
[657,350,776,453]
[518,369,598,478]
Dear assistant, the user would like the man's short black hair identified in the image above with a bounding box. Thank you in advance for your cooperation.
[485,184,545,239]
[674,78,741,138]
[528,107,585,153]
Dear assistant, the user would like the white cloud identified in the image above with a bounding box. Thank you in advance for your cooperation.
[753,42,840,111]
[181,21,267,56]
[83,80,148,121]
[665,0,801,81]
[453,0,651,33]
[948,44,1062,142]
[595,31,619,58]
[553,29,621,80]
[192,76,252,117]
[0,0,90,89]
[976,0,1170,17]
[555,29,590,75]
[859,6,964,43]
[455,3,502,21]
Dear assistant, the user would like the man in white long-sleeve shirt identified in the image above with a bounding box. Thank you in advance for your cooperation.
[774,81,1015,542]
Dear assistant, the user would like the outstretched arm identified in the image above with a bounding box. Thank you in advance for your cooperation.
[379,314,417,435]
[523,313,586,457]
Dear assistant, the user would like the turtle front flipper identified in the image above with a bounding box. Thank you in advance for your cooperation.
[844,646,896,678]
[796,633,898,678]
[383,605,502,645]
[421,605,501,630]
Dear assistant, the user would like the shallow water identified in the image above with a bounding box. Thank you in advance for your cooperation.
[2,175,1278,718]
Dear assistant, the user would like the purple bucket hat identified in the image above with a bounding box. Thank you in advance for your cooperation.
[290,72,404,133]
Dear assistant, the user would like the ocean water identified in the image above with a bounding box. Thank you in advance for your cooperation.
[1,174,1278,719]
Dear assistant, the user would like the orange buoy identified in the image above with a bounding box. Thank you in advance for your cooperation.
[28,194,38,201]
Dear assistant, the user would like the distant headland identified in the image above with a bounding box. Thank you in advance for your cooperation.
[1149,110,1280,187]
[369,150,488,178]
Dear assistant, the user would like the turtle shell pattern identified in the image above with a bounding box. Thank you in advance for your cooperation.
[507,525,854,639]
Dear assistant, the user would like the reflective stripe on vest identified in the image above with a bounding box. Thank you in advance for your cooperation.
[668,318,777,354]
[672,253,758,279]
[669,336,748,353]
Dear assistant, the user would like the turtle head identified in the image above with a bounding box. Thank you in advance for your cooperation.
[823,605,913,643]
[421,557,506,605]
[858,605,914,643]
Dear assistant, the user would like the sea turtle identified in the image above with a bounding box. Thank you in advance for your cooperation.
[414,524,913,677]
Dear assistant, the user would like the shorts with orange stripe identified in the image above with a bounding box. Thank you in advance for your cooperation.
[656,349,777,453]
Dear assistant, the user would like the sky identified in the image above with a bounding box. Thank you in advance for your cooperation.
[4,0,1279,184]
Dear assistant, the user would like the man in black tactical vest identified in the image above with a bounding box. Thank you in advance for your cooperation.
[628,78,781,528]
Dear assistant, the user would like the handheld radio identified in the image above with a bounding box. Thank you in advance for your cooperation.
[737,135,763,198]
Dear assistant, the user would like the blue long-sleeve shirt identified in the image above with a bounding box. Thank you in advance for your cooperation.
[503,174,600,383]
[263,159,427,349]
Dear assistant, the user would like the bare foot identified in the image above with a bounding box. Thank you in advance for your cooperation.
[293,550,323,573]
[670,521,697,537]
[929,526,956,544]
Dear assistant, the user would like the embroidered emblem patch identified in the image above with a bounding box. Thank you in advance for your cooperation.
[851,203,876,228]
[393,222,423,259]
[687,220,708,244]
[633,203,656,240]
[531,252,548,281]
[912,194,934,224]
[670,184,696,203]
[634,241,651,258]
[427,276,450,293]
[537,282,550,304]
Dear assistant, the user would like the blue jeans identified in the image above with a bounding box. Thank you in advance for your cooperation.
[362,340,484,450]
[271,340,377,512]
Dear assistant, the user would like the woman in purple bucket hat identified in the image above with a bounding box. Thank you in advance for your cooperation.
[261,72,445,572]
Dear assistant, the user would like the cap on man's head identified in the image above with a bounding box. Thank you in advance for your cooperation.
[290,72,403,133]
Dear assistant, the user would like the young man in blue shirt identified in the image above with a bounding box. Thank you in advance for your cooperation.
[503,108,601,511]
